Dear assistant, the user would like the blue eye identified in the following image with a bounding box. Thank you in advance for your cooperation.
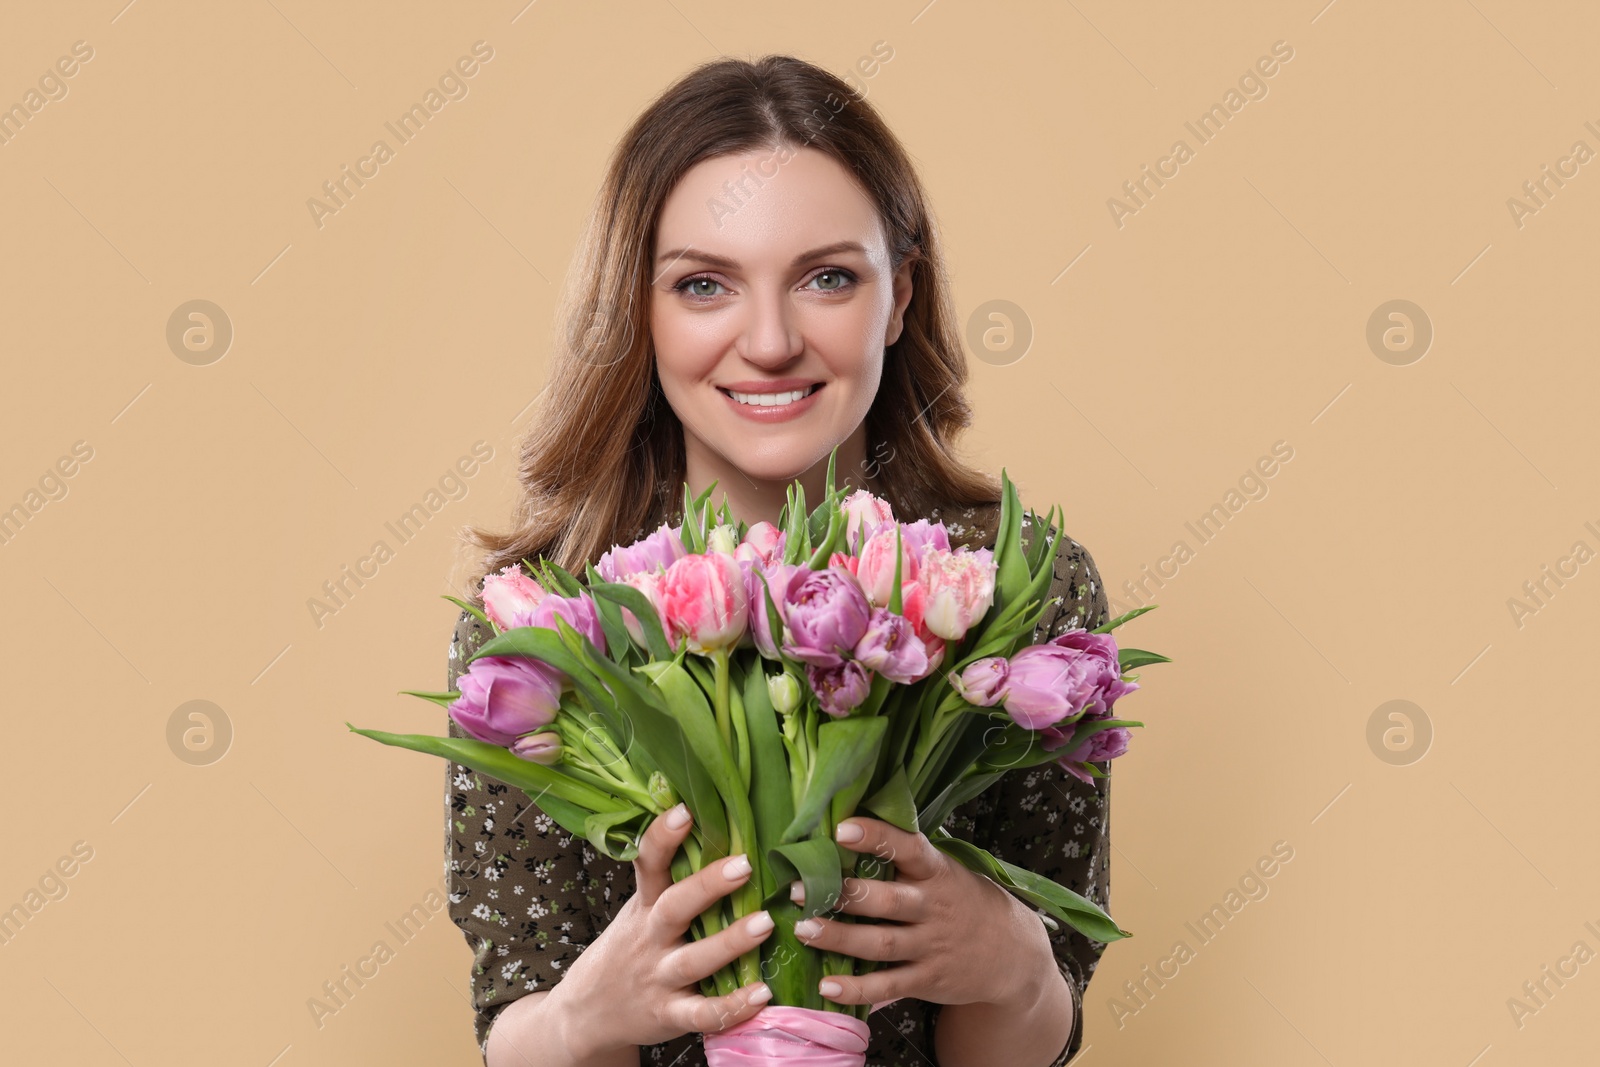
[808,269,856,292]
[672,268,858,301]
[674,276,726,299]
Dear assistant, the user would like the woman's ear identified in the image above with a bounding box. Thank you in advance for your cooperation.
[884,255,916,347]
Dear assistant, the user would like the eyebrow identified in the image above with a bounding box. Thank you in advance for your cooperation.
[654,240,869,270]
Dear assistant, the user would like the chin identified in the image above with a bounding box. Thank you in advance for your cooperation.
[714,435,836,485]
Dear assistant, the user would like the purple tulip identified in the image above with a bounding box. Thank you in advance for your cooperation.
[510,592,608,658]
[450,656,563,747]
[1048,726,1133,784]
[948,656,1009,706]
[742,560,804,660]
[597,522,687,582]
[781,568,873,668]
[1046,629,1139,719]
[808,659,871,718]
[995,629,1138,731]
[511,730,563,765]
[897,518,951,567]
[853,608,931,684]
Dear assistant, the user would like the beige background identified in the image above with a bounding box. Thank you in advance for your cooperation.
[2,1,1595,1064]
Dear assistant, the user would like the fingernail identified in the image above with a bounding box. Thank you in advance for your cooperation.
[819,979,843,997]
[666,803,691,829]
[789,879,804,905]
[745,910,774,936]
[750,983,773,1004]
[835,821,864,843]
[794,918,822,939]
[724,853,751,879]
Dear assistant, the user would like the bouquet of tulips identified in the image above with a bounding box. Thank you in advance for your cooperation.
[349,449,1166,1064]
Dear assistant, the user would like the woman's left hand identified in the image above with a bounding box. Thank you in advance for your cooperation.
[790,815,1057,1012]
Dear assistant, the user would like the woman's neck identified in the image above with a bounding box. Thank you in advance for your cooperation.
[683,425,871,528]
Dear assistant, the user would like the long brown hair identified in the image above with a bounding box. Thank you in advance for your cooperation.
[459,53,1000,598]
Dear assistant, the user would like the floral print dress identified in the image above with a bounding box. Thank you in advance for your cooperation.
[442,503,1115,1066]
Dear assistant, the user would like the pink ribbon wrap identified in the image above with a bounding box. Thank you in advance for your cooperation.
[703,1005,872,1067]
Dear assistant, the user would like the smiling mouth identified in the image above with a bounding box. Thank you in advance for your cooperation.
[716,383,823,407]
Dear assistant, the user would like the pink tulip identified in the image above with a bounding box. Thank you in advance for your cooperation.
[661,552,749,653]
[736,521,786,568]
[480,563,548,631]
[917,547,996,641]
[841,489,895,551]
[898,579,933,644]
[855,525,916,608]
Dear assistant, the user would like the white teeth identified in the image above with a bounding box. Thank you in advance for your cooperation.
[725,385,816,407]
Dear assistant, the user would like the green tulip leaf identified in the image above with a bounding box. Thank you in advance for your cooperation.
[580,656,731,857]
[588,582,674,661]
[442,594,496,635]
[584,808,646,862]
[345,725,618,838]
[860,765,919,834]
[781,716,888,843]
[931,829,1131,943]
[741,664,796,862]
[767,837,843,921]
[1092,605,1157,634]
[399,689,460,709]
[1118,647,1173,670]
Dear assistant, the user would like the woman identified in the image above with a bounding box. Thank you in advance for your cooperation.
[444,54,1112,1067]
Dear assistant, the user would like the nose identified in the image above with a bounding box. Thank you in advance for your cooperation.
[737,286,803,367]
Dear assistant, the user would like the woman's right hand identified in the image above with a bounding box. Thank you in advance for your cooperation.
[550,803,776,1058]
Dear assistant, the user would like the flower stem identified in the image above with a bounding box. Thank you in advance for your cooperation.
[711,649,763,990]
[729,671,752,794]
[714,647,732,750]
[686,831,739,998]
[912,707,969,798]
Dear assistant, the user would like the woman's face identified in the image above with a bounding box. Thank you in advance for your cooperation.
[650,145,913,488]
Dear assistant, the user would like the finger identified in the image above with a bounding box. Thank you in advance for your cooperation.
[673,980,774,1036]
[789,876,909,917]
[650,852,753,938]
[660,908,776,991]
[632,803,693,908]
[793,914,914,964]
[818,966,913,1007]
[824,877,925,922]
[835,816,942,881]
